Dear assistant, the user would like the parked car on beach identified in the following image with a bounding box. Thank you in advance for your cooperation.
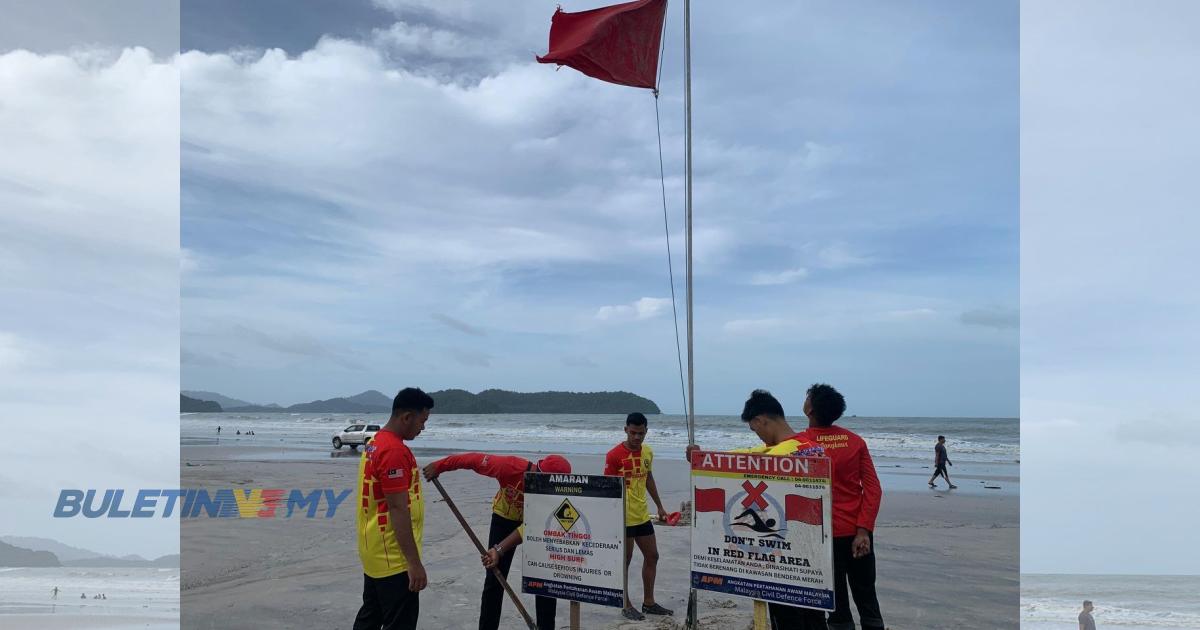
[332,423,380,450]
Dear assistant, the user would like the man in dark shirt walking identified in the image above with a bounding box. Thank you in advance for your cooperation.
[1079,600,1096,630]
[927,435,957,489]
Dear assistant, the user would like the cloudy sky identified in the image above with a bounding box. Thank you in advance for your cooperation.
[0,0,179,558]
[180,0,1019,417]
[1021,0,1200,575]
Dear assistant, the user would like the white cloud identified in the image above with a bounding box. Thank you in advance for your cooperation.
[880,308,937,320]
[0,332,30,370]
[596,297,672,322]
[0,47,179,559]
[815,242,874,270]
[723,318,790,335]
[749,267,809,286]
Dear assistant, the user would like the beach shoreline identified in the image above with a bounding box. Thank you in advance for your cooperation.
[181,445,1017,629]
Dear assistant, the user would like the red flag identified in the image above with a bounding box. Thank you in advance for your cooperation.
[536,0,667,89]
[694,487,725,513]
[785,494,823,526]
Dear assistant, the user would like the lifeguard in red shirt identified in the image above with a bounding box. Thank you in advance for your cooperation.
[422,451,570,630]
[800,383,886,630]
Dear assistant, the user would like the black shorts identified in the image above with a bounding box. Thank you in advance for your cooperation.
[626,520,654,538]
[934,463,948,476]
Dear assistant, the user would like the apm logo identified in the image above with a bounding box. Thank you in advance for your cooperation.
[53,489,352,518]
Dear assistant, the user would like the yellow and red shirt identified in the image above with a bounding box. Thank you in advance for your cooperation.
[435,452,532,522]
[734,433,826,458]
[605,442,654,526]
[356,429,423,578]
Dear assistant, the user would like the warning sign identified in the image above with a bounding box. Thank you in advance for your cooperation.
[522,473,625,608]
[554,499,580,532]
[690,451,835,611]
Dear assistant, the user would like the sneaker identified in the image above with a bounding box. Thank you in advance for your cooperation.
[642,603,674,616]
[622,607,646,621]
[949,484,958,489]
[928,482,936,488]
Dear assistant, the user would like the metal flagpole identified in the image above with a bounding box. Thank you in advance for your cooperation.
[684,0,699,627]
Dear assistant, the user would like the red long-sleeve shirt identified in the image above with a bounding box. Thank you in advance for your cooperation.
[434,452,532,521]
[800,426,882,538]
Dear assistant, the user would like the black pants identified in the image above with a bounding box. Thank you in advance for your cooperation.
[480,513,557,630]
[769,602,829,629]
[353,571,419,630]
[827,533,885,630]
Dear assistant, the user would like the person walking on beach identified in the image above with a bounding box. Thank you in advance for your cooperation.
[1079,600,1097,630]
[927,435,957,489]
[352,387,434,630]
[51,586,58,599]
[687,390,829,630]
[800,383,886,630]
[422,450,571,630]
[605,412,673,620]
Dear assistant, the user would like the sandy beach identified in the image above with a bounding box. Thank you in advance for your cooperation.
[181,446,1016,629]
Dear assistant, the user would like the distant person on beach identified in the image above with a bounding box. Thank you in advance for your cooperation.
[1079,600,1096,630]
[352,387,434,630]
[217,426,221,434]
[51,586,58,599]
[801,383,886,630]
[606,412,673,620]
[928,435,957,489]
[423,450,571,630]
[687,390,829,630]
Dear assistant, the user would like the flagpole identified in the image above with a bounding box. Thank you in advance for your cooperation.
[684,0,698,627]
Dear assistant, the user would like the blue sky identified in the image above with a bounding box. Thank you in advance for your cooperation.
[180,0,1018,416]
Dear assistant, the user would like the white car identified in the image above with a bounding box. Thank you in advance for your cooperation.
[332,423,380,450]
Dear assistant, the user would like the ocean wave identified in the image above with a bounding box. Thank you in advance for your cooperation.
[181,413,1019,462]
[1023,599,1200,627]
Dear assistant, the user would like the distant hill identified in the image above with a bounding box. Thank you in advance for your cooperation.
[0,536,105,562]
[65,554,179,568]
[183,390,254,409]
[183,389,660,414]
[0,540,60,567]
[465,389,660,414]
[181,394,222,412]
[431,389,501,413]
[0,537,178,567]
[287,397,384,413]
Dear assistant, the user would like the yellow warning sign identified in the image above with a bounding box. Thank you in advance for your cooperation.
[554,498,580,532]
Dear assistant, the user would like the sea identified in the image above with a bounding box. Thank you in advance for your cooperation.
[181,412,1019,492]
[0,566,178,628]
[1022,574,1200,629]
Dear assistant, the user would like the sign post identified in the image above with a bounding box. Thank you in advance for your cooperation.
[690,451,835,614]
[522,472,626,627]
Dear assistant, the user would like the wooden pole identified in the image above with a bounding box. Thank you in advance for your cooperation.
[431,478,537,630]
[753,600,770,629]
[570,600,581,629]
